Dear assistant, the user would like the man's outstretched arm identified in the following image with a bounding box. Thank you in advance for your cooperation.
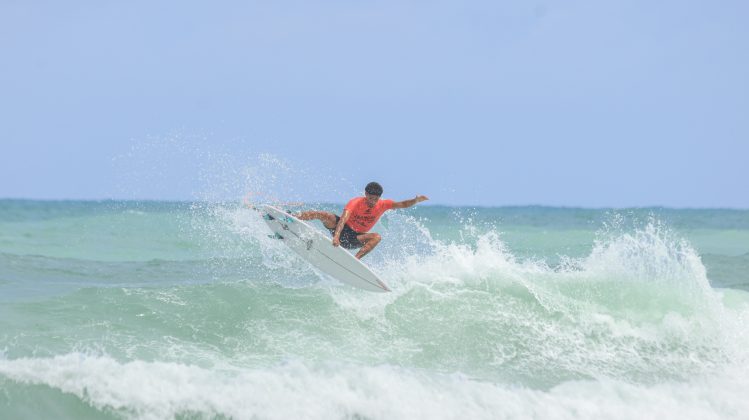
[392,195,429,209]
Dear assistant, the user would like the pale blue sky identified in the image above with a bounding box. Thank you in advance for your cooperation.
[1,0,747,207]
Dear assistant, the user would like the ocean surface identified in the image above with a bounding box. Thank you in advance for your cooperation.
[1,199,748,419]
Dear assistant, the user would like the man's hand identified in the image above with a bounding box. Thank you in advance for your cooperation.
[332,236,341,247]
[415,195,429,203]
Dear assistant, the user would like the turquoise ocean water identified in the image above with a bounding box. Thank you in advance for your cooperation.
[1,199,749,419]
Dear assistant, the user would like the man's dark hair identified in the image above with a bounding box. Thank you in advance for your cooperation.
[365,182,383,196]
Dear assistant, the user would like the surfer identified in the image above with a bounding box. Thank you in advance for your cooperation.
[296,182,428,259]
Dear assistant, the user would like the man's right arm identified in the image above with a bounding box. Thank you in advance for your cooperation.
[332,210,351,247]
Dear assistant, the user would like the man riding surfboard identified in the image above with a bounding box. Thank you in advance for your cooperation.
[296,182,428,259]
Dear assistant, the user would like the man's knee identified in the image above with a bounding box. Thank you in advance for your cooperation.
[366,233,381,244]
[320,212,337,227]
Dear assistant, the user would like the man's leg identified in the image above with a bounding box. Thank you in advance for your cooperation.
[354,232,381,259]
[296,211,338,230]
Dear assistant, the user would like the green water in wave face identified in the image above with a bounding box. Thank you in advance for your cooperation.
[1,200,749,419]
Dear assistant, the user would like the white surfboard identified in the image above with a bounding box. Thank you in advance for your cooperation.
[260,205,390,292]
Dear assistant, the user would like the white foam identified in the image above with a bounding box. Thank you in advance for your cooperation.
[1,354,748,420]
[378,219,727,317]
[352,220,749,381]
[181,203,749,391]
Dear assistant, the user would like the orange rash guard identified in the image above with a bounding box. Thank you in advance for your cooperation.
[343,197,394,233]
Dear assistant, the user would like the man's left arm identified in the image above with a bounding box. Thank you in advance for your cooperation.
[392,195,429,209]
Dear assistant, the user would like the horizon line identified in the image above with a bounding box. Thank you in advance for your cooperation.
[1,197,748,211]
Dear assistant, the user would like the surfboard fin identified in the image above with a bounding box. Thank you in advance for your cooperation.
[268,233,284,240]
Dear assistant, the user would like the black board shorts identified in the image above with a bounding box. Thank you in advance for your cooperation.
[327,215,364,249]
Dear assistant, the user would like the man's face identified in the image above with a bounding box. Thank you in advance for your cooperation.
[365,193,380,207]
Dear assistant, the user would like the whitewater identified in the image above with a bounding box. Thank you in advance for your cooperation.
[1,200,748,419]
